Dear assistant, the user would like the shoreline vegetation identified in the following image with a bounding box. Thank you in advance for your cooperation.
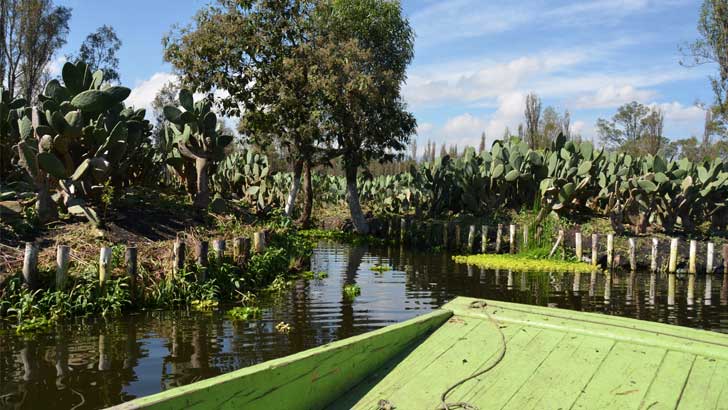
[0,0,727,337]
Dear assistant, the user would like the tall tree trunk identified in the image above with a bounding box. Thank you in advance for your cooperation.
[193,157,210,210]
[297,160,313,228]
[345,165,369,234]
[284,159,303,217]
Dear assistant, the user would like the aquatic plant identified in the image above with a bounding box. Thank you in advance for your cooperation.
[452,253,595,273]
[371,264,391,273]
[343,284,361,300]
[228,306,262,321]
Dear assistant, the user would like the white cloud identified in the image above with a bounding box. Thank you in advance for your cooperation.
[126,72,178,116]
[574,85,657,109]
[47,55,67,77]
[442,113,488,146]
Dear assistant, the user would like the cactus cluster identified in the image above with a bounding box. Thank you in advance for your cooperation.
[0,88,29,182]
[15,61,152,225]
[347,134,728,233]
[163,89,233,210]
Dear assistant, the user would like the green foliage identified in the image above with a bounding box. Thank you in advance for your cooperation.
[162,88,233,209]
[227,306,262,321]
[15,61,153,225]
[453,253,595,273]
[343,284,361,300]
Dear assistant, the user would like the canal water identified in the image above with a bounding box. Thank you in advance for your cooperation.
[1,240,727,409]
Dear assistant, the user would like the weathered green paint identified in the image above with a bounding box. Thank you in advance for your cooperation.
[110,309,451,410]
[112,297,728,410]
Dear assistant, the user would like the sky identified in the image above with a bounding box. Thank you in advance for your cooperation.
[55,0,715,154]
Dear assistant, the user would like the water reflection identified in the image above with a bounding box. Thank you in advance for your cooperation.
[1,240,728,409]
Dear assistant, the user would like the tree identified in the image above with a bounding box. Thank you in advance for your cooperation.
[562,110,571,139]
[596,101,650,152]
[164,0,323,220]
[524,92,542,148]
[0,0,70,101]
[440,142,447,158]
[311,0,416,233]
[682,0,728,118]
[641,107,664,155]
[73,25,121,82]
[539,106,561,145]
[478,132,486,154]
[409,139,417,162]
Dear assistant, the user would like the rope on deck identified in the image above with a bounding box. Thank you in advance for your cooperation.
[437,300,507,410]
[375,300,507,410]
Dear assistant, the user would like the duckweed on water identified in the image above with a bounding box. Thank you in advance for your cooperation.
[453,253,595,273]
[371,264,391,273]
[343,284,361,300]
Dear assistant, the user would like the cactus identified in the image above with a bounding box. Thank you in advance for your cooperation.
[15,61,151,226]
[163,89,232,210]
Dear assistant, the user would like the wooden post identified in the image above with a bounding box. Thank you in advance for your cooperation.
[481,225,488,253]
[722,244,728,275]
[548,230,564,258]
[522,225,529,250]
[575,232,583,261]
[706,242,714,274]
[442,222,449,249]
[253,232,266,253]
[650,238,658,272]
[628,238,636,272]
[125,246,137,295]
[195,241,209,267]
[213,239,226,260]
[606,234,614,270]
[495,224,503,253]
[99,247,112,286]
[55,245,70,290]
[705,273,713,305]
[668,238,678,273]
[591,233,598,267]
[604,271,612,302]
[399,218,406,243]
[649,272,656,305]
[573,272,581,293]
[455,224,462,250]
[241,238,251,264]
[173,238,186,275]
[687,273,695,306]
[688,240,697,274]
[233,237,244,261]
[667,273,676,305]
[509,224,516,254]
[466,225,475,252]
[22,242,39,290]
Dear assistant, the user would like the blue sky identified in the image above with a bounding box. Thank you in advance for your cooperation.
[55,0,714,152]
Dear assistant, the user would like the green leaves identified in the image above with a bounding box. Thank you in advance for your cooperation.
[37,153,67,179]
[71,90,113,112]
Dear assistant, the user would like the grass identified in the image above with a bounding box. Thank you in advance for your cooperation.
[453,252,596,273]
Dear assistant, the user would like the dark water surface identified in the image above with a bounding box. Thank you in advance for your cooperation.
[2,240,728,409]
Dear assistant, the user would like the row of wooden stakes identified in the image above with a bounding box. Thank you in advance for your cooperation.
[19,231,270,291]
[388,219,728,274]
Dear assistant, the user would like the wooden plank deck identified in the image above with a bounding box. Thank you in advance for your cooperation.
[329,297,728,410]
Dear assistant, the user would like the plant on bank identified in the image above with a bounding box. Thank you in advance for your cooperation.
[15,61,153,226]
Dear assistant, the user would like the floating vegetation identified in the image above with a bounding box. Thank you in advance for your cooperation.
[275,321,291,334]
[371,264,391,273]
[300,271,316,280]
[453,253,595,273]
[316,271,329,279]
[191,299,219,311]
[343,284,361,300]
[228,306,262,321]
